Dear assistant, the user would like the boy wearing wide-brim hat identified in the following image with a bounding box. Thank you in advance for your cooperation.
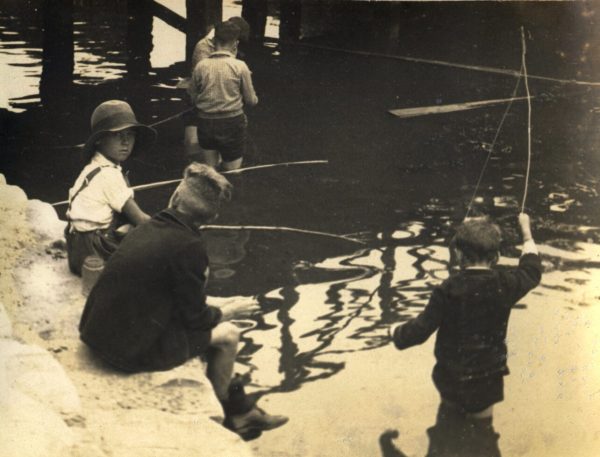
[65,99,156,276]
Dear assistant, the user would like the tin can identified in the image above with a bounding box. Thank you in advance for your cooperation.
[81,255,104,297]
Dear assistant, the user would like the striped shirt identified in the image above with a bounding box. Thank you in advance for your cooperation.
[190,50,258,119]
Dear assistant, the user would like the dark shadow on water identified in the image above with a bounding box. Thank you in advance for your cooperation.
[380,403,502,457]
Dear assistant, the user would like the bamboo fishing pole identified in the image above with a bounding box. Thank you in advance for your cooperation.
[520,27,533,213]
[199,224,367,246]
[51,160,329,206]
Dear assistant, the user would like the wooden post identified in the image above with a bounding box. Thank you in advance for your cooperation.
[241,0,267,41]
[126,0,153,78]
[279,0,301,42]
[41,0,74,106]
[186,0,223,66]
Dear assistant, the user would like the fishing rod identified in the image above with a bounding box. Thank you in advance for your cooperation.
[520,26,533,213]
[199,224,367,246]
[51,160,329,206]
[464,27,533,219]
[289,41,600,88]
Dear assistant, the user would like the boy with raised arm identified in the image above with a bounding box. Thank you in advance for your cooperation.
[390,213,542,421]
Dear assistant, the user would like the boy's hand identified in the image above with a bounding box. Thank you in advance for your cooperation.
[518,212,533,241]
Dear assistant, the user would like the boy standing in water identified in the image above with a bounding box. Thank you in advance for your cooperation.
[390,214,542,420]
[189,20,258,170]
[182,17,251,162]
[65,100,156,275]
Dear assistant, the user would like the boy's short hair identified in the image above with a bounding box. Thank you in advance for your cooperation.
[452,217,502,264]
[228,16,250,41]
[215,21,241,45]
[172,163,232,218]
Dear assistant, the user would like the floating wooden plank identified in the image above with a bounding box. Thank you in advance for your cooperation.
[388,96,532,118]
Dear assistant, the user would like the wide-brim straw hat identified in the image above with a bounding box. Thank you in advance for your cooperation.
[83,100,157,161]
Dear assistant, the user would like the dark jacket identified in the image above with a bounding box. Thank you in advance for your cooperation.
[79,209,222,372]
[392,253,542,379]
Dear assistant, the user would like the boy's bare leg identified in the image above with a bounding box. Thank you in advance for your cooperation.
[205,322,240,401]
[221,157,243,171]
[184,126,203,162]
[468,405,494,419]
[202,149,222,168]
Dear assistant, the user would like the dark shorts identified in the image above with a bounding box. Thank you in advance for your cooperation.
[432,364,505,413]
[65,227,120,276]
[196,114,248,162]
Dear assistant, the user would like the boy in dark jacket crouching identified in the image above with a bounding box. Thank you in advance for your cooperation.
[390,213,542,421]
[79,163,287,439]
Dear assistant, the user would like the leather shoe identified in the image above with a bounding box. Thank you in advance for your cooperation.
[224,406,289,440]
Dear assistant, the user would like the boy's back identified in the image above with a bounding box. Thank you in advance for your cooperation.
[429,254,541,378]
[391,214,542,416]
[192,52,258,118]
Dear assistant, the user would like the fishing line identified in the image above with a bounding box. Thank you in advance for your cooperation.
[51,107,195,150]
[464,62,523,219]
[520,27,533,213]
[148,107,195,128]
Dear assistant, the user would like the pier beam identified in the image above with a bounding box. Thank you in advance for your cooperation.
[186,0,223,65]
[126,0,154,79]
[41,0,74,106]
[241,0,267,42]
[279,0,302,42]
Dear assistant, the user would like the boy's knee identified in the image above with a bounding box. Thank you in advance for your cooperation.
[213,322,241,348]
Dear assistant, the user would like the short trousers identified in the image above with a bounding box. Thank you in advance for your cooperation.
[432,364,505,413]
[195,113,248,162]
[65,226,120,276]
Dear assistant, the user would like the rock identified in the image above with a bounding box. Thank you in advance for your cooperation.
[0,183,28,209]
[0,387,76,457]
[26,199,67,241]
[0,174,6,185]
[1,339,82,416]
[88,408,254,457]
[0,301,12,338]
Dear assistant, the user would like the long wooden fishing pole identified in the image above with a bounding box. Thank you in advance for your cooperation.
[520,27,533,213]
[51,160,329,206]
[199,224,367,246]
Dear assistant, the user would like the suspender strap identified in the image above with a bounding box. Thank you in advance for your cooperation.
[67,166,106,219]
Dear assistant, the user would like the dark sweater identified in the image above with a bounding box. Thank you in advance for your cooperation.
[79,209,222,372]
[392,254,542,379]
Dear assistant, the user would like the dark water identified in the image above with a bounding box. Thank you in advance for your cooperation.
[1,0,600,446]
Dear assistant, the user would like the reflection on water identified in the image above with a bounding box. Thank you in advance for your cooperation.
[200,195,600,401]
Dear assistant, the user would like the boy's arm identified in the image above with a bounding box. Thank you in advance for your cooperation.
[122,198,151,226]
[505,213,542,304]
[239,63,258,106]
[390,287,444,350]
[171,241,223,330]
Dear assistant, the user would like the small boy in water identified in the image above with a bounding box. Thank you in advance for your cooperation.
[390,213,542,420]
[65,100,156,275]
[182,17,250,162]
[189,20,258,170]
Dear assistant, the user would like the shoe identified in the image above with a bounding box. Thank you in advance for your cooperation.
[224,406,289,440]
